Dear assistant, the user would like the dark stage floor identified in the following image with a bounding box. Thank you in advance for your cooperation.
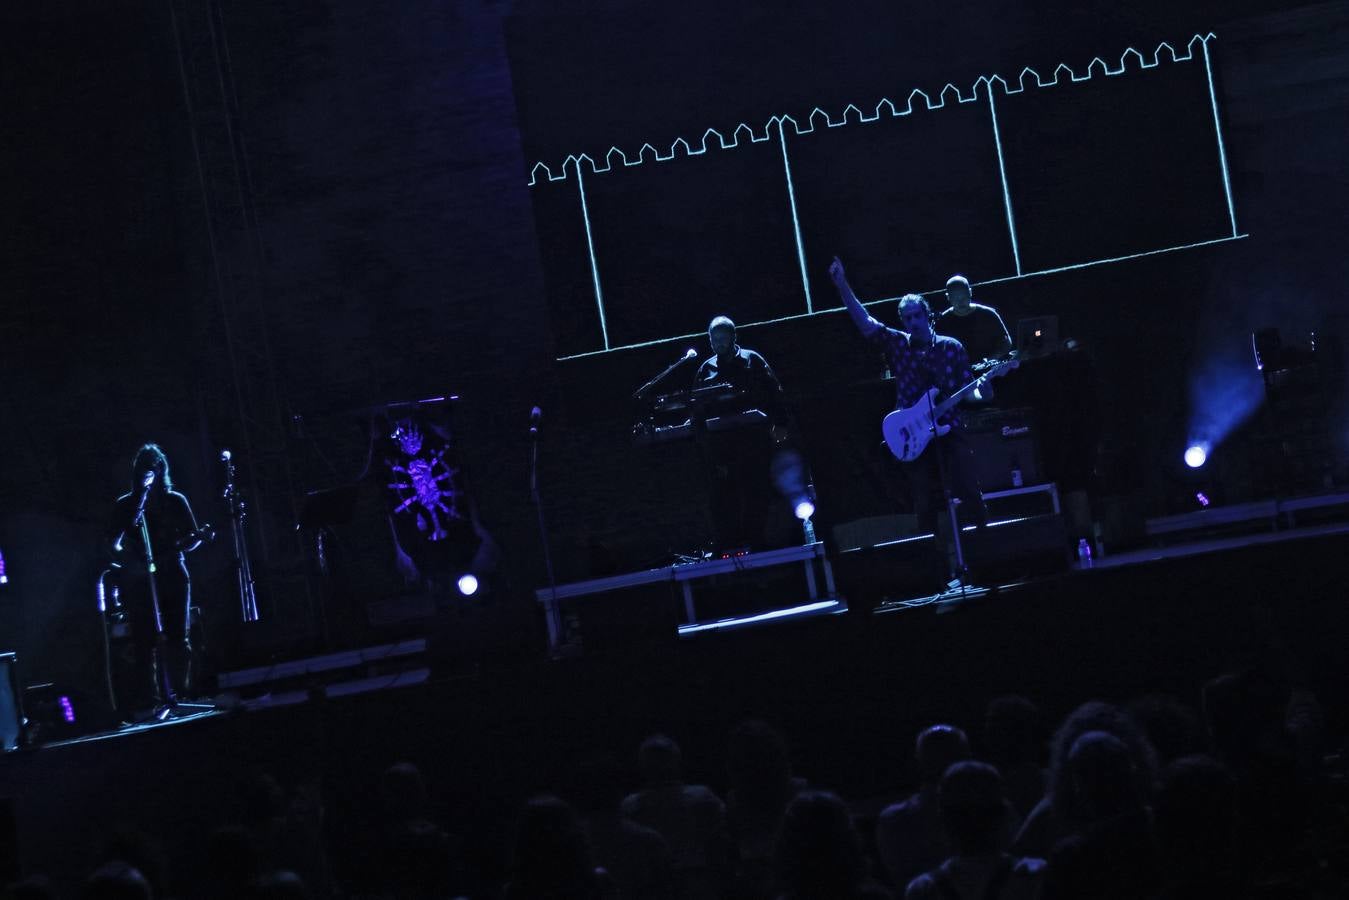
[3,520,1348,894]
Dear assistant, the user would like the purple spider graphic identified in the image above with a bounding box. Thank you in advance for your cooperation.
[388,422,462,541]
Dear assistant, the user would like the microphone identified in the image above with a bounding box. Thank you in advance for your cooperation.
[220,449,232,462]
[136,470,156,515]
[681,348,697,362]
[529,406,542,437]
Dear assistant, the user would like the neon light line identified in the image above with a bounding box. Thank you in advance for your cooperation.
[575,165,610,350]
[528,33,1218,186]
[554,233,1249,360]
[986,83,1022,276]
[977,233,1249,284]
[1201,38,1239,237]
[676,600,841,634]
[777,119,813,314]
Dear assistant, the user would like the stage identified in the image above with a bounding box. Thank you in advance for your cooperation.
[4,517,1348,894]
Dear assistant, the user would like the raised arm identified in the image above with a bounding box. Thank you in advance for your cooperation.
[828,257,883,338]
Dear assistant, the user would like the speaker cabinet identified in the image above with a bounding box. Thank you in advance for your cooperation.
[0,652,21,751]
[961,514,1071,584]
[833,534,949,609]
[965,409,1042,492]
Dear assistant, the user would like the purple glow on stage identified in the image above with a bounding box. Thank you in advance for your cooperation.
[1196,492,1211,507]
[1188,290,1274,469]
[59,695,76,724]
[0,547,7,585]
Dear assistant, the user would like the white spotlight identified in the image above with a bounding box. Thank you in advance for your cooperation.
[794,500,816,521]
[1184,445,1208,469]
[456,573,480,596]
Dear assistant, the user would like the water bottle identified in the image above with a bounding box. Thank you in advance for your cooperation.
[1076,537,1093,568]
[802,517,817,545]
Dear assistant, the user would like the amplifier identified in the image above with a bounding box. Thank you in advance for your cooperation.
[0,653,20,751]
[964,408,1041,492]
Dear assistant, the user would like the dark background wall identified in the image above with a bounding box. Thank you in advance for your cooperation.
[3,0,1348,694]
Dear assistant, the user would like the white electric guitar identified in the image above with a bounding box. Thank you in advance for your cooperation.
[882,358,1019,462]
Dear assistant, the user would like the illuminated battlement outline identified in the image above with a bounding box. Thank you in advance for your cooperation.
[532,34,1246,360]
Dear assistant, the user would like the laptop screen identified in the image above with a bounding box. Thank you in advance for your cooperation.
[1016,316,1059,357]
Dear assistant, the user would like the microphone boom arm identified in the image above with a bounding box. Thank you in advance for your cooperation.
[634,350,698,400]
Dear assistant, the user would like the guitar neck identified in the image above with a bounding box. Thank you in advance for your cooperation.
[929,359,1014,417]
[932,379,981,419]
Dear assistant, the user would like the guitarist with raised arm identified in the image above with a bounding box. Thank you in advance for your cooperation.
[828,257,992,535]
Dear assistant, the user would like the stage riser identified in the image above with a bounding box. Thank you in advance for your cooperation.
[833,514,1071,609]
[963,514,1072,584]
[5,534,1349,900]
[834,537,948,609]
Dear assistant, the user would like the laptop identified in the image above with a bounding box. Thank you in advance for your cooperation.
[1015,316,1060,358]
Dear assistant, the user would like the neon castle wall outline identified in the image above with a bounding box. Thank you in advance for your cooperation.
[528,33,1246,360]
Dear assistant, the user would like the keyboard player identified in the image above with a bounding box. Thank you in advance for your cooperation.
[694,316,790,551]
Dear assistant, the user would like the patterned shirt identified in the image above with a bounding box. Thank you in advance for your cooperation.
[868,327,973,423]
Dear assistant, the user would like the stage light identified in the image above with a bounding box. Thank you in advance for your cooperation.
[456,574,479,597]
[1184,445,1208,468]
[794,500,816,521]
[0,547,7,585]
[1196,492,1211,507]
[1251,327,1280,372]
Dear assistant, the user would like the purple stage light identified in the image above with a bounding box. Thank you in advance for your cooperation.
[0,547,7,585]
[1196,492,1211,508]
[456,574,479,596]
[794,500,816,521]
[1184,445,1208,468]
[59,695,76,724]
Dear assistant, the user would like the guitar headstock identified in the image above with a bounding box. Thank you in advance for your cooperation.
[973,356,1020,379]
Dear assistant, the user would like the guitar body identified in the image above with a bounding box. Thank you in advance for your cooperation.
[880,358,1018,462]
[882,388,950,462]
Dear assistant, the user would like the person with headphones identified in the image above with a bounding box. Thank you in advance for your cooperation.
[828,257,988,536]
[936,274,1013,368]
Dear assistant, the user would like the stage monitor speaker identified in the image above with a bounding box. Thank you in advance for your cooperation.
[961,513,1070,585]
[20,683,114,745]
[833,533,948,610]
[0,652,22,751]
[965,410,1042,492]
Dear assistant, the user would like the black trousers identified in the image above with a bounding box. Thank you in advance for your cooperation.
[905,427,988,535]
[110,561,193,714]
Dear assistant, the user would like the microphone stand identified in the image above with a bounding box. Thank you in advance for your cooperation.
[222,452,261,623]
[922,355,973,600]
[133,496,178,719]
[633,353,696,400]
[529,416,562,653]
